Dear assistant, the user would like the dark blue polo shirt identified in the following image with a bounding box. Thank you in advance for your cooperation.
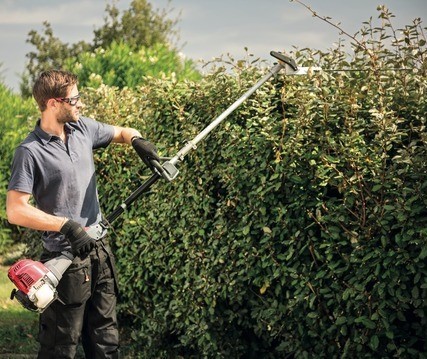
[8,116,115,252]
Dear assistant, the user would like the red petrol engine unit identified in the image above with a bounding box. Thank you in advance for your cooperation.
[8,259,61,312]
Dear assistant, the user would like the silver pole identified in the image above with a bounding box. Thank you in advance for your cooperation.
[169,63,284,166]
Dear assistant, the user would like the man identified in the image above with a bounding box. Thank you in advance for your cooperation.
[6,69,158,358]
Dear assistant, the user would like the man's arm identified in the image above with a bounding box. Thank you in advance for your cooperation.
[111,126,142,144]
[6,190,66,232]
[111,126,160,167]
[7,190,96,256]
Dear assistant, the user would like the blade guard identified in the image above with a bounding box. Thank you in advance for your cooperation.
[270,51,298,71]
[270,51,321,75]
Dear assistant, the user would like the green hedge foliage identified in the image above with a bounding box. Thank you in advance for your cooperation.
[64,42,201,89]
[1,9,425,358]
[0,84,37,252]
[81,17,427,358]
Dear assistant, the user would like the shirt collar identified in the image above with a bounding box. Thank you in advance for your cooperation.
[34,119,52,146]
[34,119,75,146]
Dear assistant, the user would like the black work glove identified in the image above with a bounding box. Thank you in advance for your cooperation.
[131,136,160,169]
[60,219,96,257]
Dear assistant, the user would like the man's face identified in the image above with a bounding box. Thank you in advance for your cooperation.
[56,84,82,124]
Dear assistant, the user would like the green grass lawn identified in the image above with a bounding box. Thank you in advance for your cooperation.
[0,260,39,356]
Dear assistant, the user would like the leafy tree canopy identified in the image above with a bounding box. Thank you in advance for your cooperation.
[20,0,181,97]
[93,0,178,50]
[63,41,200,89]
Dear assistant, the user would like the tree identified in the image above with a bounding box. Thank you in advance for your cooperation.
[20,0,180,97]
[20,21,90,98]
[63,42,200,89]
[93,0,179,50]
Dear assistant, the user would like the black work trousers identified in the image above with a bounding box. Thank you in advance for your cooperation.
[37,238,119,359]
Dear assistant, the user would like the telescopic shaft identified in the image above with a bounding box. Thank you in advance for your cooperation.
[101,51,299,228]
[168,63,284,166]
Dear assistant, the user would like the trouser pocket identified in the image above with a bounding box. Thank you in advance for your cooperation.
[98,238,119,295]
[56,255,91,305]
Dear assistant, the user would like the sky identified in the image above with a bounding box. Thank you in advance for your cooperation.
[0,0,425,92]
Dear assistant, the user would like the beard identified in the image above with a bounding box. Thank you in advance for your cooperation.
[57,105,79,124]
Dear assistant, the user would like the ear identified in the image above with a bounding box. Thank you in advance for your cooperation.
[46,98,59,109]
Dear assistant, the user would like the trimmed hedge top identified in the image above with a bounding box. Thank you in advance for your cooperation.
[84,23,426,356]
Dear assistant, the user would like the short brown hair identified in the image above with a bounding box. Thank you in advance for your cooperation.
[32,70,78,111]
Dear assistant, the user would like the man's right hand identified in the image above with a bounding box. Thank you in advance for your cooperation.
[60,219,96,257]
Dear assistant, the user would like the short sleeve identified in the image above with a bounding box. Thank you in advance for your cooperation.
[79,117,115,149]
[8,146,35,194]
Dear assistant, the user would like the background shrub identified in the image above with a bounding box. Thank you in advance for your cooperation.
[0,84,37,252]
[63,42,200,89]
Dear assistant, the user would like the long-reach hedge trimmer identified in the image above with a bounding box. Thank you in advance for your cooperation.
[8,51,317,312]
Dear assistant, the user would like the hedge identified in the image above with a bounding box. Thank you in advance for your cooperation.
[79,20,427,356]
[0,84,37,252]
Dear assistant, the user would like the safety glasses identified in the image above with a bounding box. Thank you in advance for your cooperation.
[54,94,81,106]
